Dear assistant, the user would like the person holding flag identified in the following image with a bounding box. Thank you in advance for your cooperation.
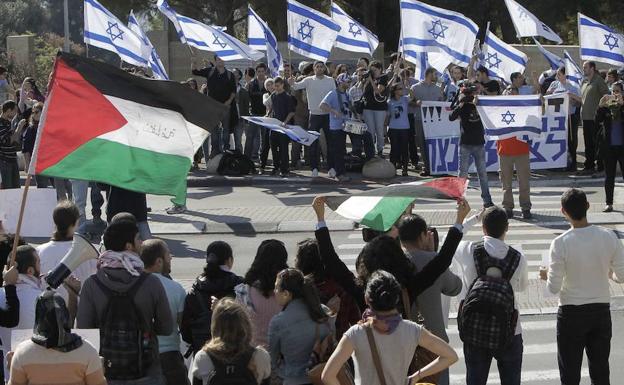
[580,61,610,175]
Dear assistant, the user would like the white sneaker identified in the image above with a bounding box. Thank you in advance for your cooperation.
[166,204,187,215]
[311,168,319,177]
[328,168,336,178]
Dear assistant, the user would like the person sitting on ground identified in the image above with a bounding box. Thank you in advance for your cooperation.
[181,241,243,354]
[190,298,271,385]
[7,289,106,385]
[235,240,288,349]
[311,195,472,313]
[321,270,458,385]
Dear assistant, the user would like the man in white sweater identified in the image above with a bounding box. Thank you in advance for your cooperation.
[289,62,335,177]
[540,188,624,385]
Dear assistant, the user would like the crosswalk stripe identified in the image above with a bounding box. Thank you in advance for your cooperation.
[449,368,588,384]
[447,320,556,335]
[456,342,557,359]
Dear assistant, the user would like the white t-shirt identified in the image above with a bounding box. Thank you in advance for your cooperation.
[190,347,271,385]
[292,75,336,115]
[345,321,422,385]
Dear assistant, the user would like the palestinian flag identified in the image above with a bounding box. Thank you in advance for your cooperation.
[326,177,468,231]
[31,52,227,205]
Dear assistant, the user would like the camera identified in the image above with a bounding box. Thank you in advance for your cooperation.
[450,80,477,108]
[361,70,371,79]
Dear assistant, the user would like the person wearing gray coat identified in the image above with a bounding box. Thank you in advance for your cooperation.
[398,214,462,385]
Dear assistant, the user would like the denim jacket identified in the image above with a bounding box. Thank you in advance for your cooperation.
[268,299,332,385]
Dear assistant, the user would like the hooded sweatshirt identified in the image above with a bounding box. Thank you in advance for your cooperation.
[76,266,173,378]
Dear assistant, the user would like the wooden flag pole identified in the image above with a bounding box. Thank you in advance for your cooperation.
[8,174,33,267]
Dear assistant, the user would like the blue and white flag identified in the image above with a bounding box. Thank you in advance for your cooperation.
[564,50,583,92]
[156,2,262,62]
[331,2,379,55]
[504,0,562,43]
[399,0,477,67]
[248,6,284,77]
[127,11,169,80]
[287,0,341,62]
[481,30,528,83]
[578,13,624,66]
[242,116,320,146]
[533,38,563,70]
[476,95,543,140]
[247,6,267,51]
[83,0,151,67]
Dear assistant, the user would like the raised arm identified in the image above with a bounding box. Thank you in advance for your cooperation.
[312,197,365,309]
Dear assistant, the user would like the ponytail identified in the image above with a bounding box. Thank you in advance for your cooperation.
[204,241,233,279]
[276,269,328,323]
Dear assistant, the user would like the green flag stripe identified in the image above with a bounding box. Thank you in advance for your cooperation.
[360,196,415,231]
[40,138,190,205]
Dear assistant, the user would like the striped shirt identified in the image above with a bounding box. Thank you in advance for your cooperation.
[0,117,18,162]
[8,340,107,385]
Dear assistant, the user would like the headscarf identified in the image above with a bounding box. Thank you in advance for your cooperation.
[31,289,83,352]
[98,250,144,276]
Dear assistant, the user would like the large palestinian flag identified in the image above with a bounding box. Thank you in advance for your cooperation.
[326,177,468,231]
[31,52,227,205]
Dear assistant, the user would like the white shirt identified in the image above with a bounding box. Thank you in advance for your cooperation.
[454,236,528,335]
[291,75,336,115]
[0,275,44,354]
[154,273,186,353]
[547,225,624,306]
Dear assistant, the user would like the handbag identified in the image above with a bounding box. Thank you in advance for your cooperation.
[307,324,355,385]
[366,324,436,385]
[401,289,441,385]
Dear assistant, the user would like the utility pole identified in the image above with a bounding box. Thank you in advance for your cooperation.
[63,0,70,52]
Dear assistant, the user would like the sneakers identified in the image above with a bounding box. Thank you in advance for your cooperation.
[328,168,337,178]
[311,168,319,177]
[166,205,187,215]
[483,202,494,209]
[603,205,614,213]
[522,210,532,220]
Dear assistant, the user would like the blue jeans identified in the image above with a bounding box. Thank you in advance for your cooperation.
[244,122,261,160]
[459,144,492,206]
[362,109,387,153]
[72,179,89,233]
[202,118,226,161]
[464,334,523,385]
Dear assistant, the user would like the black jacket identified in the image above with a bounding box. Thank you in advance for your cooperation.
[180,271,243,345]
[0,285,19,328]
[314,225,463,312]
[595,104,624,154]
[449,103,485,146]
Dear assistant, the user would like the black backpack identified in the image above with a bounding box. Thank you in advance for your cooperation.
[457,242,520,351]
[93,273,153,380]
[205,349,257,385]
[218,150,256,176]
[188,290,213,354]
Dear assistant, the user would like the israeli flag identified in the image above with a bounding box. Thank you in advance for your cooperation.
[578,13,624,66]
[156,2,262,62]
[476,95,543,140]
[399,0,477,67]
[504,0,562,44]
[127,12,169,80]
[248,6,284,77]
[564,50,583,92]
[331,3,379,55]
[533,38,563,70]
[83,0,151,67]
[481,30,528,83]
[287,0,341,62]
[247,6,267,51]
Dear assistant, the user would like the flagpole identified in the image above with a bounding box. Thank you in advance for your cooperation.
[8,174,32,267]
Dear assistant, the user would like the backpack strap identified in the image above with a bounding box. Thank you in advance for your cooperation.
[401,288,411,320]
[472,241,490,277]
[500,246,521,281]
[92,272,148,298]
[365,325,388,385]
[473,242,521,281]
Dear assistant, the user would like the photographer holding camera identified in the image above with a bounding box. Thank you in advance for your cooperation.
[449,81,494,208]
[361,61,391,158]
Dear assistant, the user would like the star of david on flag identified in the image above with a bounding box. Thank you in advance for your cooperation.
[331,2,379,55]
[399,0,477,67]
[287,0,340,62]
[84,0,151,67]
[504,0,562,43]
[579,13,624,66]
[476,95,543,140]
[480,30,527,82]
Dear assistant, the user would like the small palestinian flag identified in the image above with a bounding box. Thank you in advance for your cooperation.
[326,177,468,231]
[31,52,227,205]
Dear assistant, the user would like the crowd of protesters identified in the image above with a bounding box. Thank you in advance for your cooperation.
[0,186,620,385]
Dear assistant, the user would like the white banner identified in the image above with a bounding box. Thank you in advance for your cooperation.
[423,93,569,175]
[242,116,320,146]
